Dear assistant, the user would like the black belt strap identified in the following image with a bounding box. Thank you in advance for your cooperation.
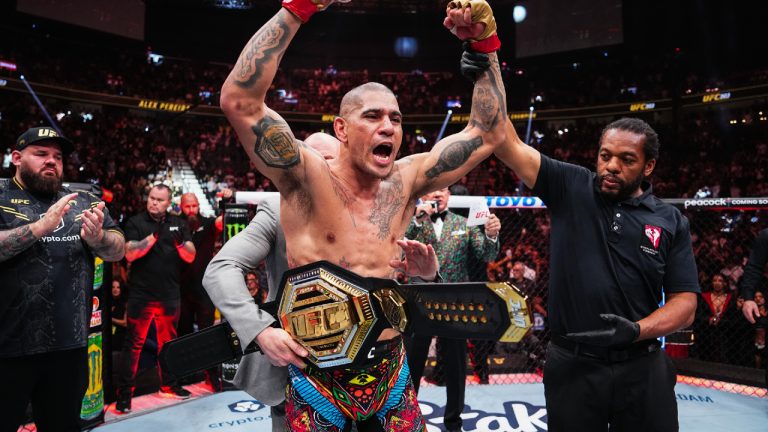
[552,335,660,362]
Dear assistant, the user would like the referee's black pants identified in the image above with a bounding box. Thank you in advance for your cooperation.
[544,342,678,432]
[405,335,466,431]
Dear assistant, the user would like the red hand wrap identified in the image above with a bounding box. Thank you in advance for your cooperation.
[470,34,501,54]
[282,0,322,23]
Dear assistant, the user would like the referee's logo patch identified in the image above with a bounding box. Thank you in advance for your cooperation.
[644,225,661,249]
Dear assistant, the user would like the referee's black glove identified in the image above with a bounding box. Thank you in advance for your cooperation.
[460,42,491,83]
[564,314,640,348]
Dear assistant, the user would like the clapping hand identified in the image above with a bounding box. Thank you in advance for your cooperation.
[80,202,106,245]
[32,193,78,237]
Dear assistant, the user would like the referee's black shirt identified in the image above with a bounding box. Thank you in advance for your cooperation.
[532,155,700,337]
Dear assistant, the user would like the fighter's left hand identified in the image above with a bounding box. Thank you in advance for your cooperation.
[390,239,439,281]
[484,214,500,238]
[81,202,106,244]
[565,314,640,348]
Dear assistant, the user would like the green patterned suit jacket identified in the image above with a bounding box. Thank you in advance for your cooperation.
[405,211,499,282]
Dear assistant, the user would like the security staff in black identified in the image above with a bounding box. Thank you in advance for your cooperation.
[116,183,196,413]
[494,117,699,431]
[0,127,125,432]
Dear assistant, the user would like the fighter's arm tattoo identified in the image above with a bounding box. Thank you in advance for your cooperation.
[469,53,506,132]
[89,230,125,262]
[0,225,38,263]
[425,136,483,179]
[252,116,301,168]
[233,13,292,90]
[369,169,405,239]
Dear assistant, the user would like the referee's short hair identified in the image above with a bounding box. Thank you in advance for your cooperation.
[601,117,660,162]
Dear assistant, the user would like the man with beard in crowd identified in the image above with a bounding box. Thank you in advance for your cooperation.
[178,192,224,391]
[0,126,125,431]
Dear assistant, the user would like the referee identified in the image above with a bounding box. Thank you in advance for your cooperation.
[495,117,699,431]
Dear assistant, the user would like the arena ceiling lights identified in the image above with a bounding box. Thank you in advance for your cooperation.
[207,0,253,9]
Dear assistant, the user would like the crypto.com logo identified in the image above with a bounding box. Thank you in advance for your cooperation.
[420,400,548,432]
[227,400,265,413]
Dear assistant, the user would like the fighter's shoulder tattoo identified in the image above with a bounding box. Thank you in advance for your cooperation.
[369,168,405,240]
[234,14,291,89]
[425,136,483,179]
[252,116,300,168]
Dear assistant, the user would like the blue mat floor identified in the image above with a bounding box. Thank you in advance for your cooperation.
[94,380,768,431]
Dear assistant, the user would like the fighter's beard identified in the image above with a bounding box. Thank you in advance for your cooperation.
[20,168,62,196]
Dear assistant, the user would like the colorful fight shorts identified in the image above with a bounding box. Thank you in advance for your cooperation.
[285,335,425,432]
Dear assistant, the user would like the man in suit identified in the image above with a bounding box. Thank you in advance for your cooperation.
[203,133,339,431]
[404,186,501,432]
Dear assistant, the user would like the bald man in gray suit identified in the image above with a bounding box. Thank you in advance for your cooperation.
[203,133,339,431]
[204,193,288,431]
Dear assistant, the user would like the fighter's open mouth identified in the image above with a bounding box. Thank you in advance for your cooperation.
[373,143,393,157]
[372,143,393,165]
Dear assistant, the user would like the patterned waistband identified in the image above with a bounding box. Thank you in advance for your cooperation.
[288,335,410,428]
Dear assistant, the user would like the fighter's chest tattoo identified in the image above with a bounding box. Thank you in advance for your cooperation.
[328,170,358,228]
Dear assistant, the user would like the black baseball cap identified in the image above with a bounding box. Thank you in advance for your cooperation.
[15,127,74,154]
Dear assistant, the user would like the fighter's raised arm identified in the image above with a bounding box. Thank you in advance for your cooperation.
[219,1,344,191]
[407,0,508,198]
[453,48,542,189]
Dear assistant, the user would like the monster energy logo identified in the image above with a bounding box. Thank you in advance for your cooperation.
[226,223,247,240]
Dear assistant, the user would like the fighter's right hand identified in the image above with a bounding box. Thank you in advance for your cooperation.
[31,192,78,238]
[742,300,761,324]
[282,0,351,23]
[256,326,309,369]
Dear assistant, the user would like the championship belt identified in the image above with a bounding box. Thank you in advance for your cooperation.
[160,261,531,377]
